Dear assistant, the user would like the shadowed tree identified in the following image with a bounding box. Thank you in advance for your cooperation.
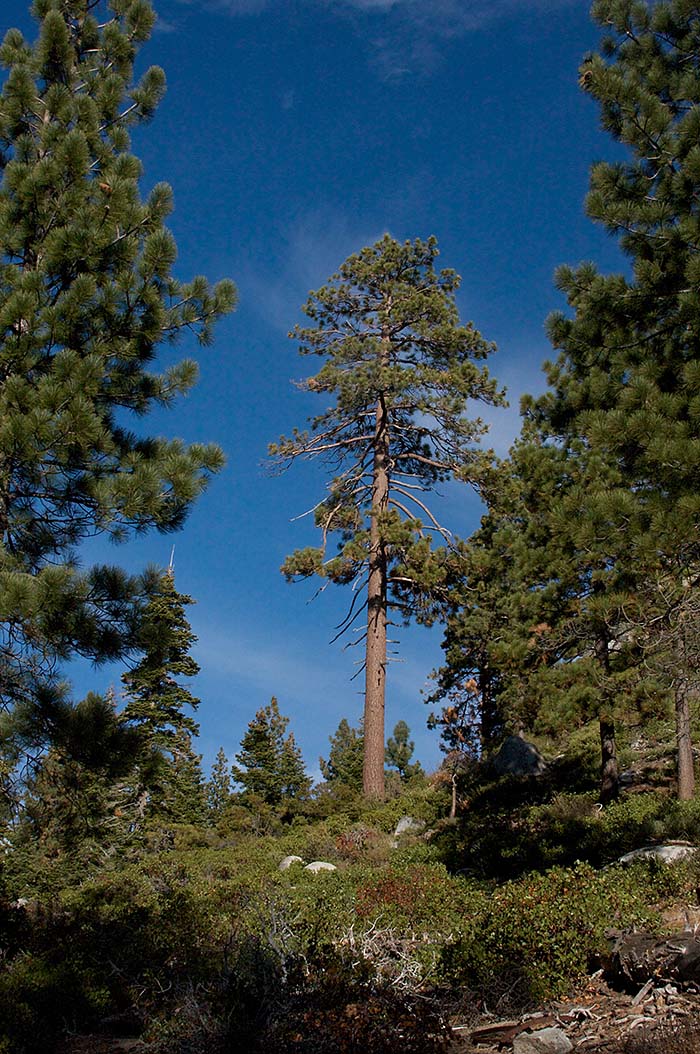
[431,437,654,805]
[271,235,502,797]
[9,689,144,878]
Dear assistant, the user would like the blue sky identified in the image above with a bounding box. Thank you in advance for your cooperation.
[5,0,627,779]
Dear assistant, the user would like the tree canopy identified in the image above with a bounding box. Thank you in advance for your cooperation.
[232,697,310,807]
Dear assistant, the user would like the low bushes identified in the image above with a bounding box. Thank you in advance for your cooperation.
[3,783,700,1050]
[440,858,693,1004]
[437,788,700,879]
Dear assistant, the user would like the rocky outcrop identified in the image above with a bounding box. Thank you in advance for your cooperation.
[492,735,546,777]
[393,815,426,838]
[513,1027,572,1054]
[617,843,699,866]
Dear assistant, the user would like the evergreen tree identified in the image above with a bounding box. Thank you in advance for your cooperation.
[121,570,206,821]
[206,746,232,818]
[232,697,310,806]
[319,717,364,791]
[427,460,528,759]
[271,235,502,798]
[529,0,700,798]
[11,690,143,880]
[385,720,423,781]
[0,1,235,738]
[166,729,206,825]
[432,440,648,803]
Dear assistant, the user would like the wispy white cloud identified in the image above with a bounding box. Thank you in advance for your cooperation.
[175,0,580,77]
[153,14,178,33]
[346,0,580,78]
[240,208,385,333]
[476,352,549,457]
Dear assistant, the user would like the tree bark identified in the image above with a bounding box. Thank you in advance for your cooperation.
[363,326,391,799]
[675,682,695,800]
[675,591,695,801]
[599,718,619,805]
[595,631,619,805]
[449,773,457,820]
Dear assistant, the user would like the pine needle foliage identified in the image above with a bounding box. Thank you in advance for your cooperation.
[0,0,235,728]
[122,570,205,822]
[319,717,364,790]
[206,745,232,818]
[232,697,310,807]
[526,0,700,799]
[385,720,422,781]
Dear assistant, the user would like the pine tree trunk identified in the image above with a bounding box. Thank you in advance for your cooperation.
[362,332,391,800]
[599,718,619,805]
[595,631,619,804]
[675,594,695,801]
[450,773,457,820]
[676,683,695,800]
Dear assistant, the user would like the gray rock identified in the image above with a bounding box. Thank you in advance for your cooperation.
[304,861,337,873]
[513,1027,573,1054]
[618,843,699,866]
[279,855,305,871]
[492,735,546,777]
[394,815,426,838]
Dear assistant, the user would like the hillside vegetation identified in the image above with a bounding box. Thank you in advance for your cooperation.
[3,729,700,1053]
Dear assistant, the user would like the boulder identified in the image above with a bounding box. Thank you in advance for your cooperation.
[513,1027,573,1054]
[618,843,699,866]
[304,861,337,873]
[279,855,305,871]
[393,815,426,838]
[492,735,546,777]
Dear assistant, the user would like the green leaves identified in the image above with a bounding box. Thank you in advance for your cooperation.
[0,0,234,750]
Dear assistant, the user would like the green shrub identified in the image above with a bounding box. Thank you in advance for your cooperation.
[436,785,700,880]
[441,861,663,1004]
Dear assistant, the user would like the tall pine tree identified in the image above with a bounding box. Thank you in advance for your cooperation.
[271,235,502,798]
[206,746,232,819]
[530,0,700,798]
[0,0,235,739]
[431,437,650,803]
